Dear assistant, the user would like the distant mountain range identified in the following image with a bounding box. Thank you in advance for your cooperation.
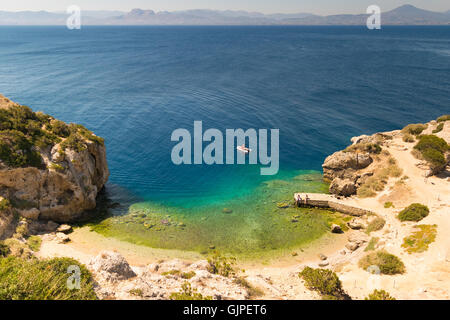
[0,5,449,26]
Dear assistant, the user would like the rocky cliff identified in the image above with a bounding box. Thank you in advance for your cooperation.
[0,94,109,226]
[323,117,449,197]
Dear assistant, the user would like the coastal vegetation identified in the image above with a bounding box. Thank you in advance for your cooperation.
[402,225,437,254]
[365,289,396,300]
[344,142,381,154]
[0,256,97,300]
[0,102,104,168]
[402,133,415,143]
[398,203,429,222]
[299,267,350,300]
[436,115,450,122]
[402,123,427,136]
[207,251,237,277]
[359,251,405,275]
[384,202,394,208]
[432,123,444,134]
[366,217,386,234]
[413,135,449,172]
[364,237,379,252]
[357,157,402,198]
[170,282,212,300]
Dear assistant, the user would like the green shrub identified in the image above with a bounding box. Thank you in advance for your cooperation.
[60,133,87,152]
[0,198,11,211]
[366,217,386,234]
[0,256,97,300]
[384,202,394,208]
[402,123,427,135]
[359,251,405,275]
[432,123,444,134]
[398,203,429,222]
[436,115,450,122]
[27,236,42,252]
[207,251,237,277]
[402,225,437,254]
[128,288,144,297]
[48,120,70,138]
[170,282,212,300]
[414,135,449,171]
[0,103,104,169]
[49,163,65,172]
[0,130,43,168]
[299,267,350,300]
[0,241,10,257]
[365,289,396,300]
[402,133,415,143]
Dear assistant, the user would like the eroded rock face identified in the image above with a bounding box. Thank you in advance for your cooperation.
[329,178,357,197]
[322,151,372,181]
[0,94,109,222]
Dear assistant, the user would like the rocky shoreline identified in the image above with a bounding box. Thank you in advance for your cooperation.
[1,98,449,300]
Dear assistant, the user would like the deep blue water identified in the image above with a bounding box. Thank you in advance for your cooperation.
[0,26,449,206]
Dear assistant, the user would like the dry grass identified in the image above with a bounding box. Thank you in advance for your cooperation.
[357,157,402,198]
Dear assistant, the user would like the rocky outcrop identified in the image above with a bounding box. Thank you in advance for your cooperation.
[89,251,136,281]
[89,253,249,300]
[322,151,373,182]
[329,178,357,197]
[0,94,109,222]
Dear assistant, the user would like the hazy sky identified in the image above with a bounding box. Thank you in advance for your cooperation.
[0,0,448,15]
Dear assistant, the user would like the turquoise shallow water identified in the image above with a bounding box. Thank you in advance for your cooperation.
[0,26,448,254]
[89,170,349,258]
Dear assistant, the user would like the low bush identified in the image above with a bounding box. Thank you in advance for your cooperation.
[402,224,437,254]
[0,256,97,300]
[384,202,394,208]
[366,217,386,234]
[207,251,237,277]
[170,282,212,300]
[414,135,449,172]
[359,251,405,275]
[299,267,350,300]
[402,123,427,135]
[0,241,10,257]
[26,236,42,252]
[128,288,144,297]
[432,123,444,134]
[0,198,11,211]
[398,203,429,222]
[436,115,450,122]
[402,133,415,143]
[365,289,396,300]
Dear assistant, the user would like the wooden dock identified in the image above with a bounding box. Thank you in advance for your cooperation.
[294,193,376,217]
